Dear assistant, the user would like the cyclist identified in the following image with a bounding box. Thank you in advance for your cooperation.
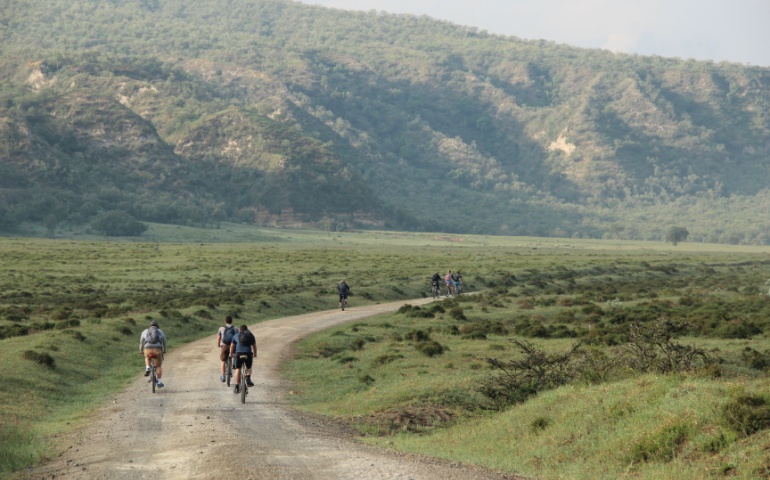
[139,319,167,388]
[229,325,257,394]
[216,315,237,382]
[431,272,441,298]
[453,271,463,295]
[445,270,454,296]
[338,279,350,308]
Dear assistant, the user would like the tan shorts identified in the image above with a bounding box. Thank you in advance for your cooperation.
[220,344,231,362]
[145,347,163,367]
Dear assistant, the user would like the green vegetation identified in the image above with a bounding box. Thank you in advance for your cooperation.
[2,0,770,241]
[3,226,770,478]
[0,224,514,474]
[284,235,770,479]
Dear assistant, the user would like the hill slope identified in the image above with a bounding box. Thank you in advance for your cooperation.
[1,0,770,241]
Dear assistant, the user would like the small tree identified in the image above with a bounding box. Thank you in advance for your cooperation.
[665,226,689,246]
[92,211,148,236]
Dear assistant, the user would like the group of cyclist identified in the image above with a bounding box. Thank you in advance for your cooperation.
[216,315,257,394]
[432,270,463,298]
[139,275,464,394]
[139,315,258,395]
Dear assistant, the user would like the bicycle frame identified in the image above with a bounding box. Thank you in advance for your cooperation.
[225,351,233,386]
[238,354,249,404]
[147,354,158,393]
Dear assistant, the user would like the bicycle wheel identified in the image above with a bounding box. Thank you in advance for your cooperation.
[150,362,157,394]
[240,365,247,404]
[226,355,232,387]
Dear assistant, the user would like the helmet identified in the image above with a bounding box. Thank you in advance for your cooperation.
[150,320,159,327]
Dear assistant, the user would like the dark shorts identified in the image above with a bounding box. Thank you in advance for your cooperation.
[339,294,348,301]
[234,352,253,369]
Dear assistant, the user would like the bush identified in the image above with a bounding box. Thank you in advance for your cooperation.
[531,416,551,432]
[404,329,431,342]
[397,304,435,318]
[416,340,444,357]
[629,423,689,463]
[479,339,581,410]
[448,306,466,321]
[22,350,55,368]
[371,354,403,366]
[723,395,770,437]
[91,210,148,236]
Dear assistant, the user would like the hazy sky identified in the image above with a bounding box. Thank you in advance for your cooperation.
[297,0,770,67]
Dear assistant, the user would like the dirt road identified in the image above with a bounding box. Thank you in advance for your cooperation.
[23,299,515,480]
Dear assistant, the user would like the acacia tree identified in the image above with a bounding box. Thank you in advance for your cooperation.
[665,226,689,246]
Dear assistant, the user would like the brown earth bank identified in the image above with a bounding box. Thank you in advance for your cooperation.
[18,299,521,480]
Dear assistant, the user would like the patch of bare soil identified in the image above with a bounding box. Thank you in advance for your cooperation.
[18,299,521,480]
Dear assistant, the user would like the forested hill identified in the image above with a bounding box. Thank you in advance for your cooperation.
[2,0,770,242]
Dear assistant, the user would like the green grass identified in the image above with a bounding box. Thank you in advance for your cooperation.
[4,224,770,477]
[281,234,770,479]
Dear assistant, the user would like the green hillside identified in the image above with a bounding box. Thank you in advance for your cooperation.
[1,0,770,241]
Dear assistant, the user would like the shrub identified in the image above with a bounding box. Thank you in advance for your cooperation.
[54,319,81,329]
[397,304,435,318]
[404,329,431,342]
[448,306,466,321]
[479,339,582,410]
[629,423,689,463]
[91,210,148,236]
[22,350,55,368]
[416,340,444,357]
[64,330,86,342]
[371,354,403,366]
[531,416,551,432]
[723,395,770,437]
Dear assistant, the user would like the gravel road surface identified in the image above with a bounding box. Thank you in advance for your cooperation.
[22,298,519,480]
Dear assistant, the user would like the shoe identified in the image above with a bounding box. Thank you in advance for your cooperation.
[156,381,164,388]
[144,370,150,377]
[246,379,254,387]
[220,374,226,382]
[234,385,240,394]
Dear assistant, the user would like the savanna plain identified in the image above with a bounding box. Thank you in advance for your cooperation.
[1,223,770,479]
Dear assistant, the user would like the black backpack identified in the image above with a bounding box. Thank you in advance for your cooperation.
[222,325,236,344]
[238,330,256,347]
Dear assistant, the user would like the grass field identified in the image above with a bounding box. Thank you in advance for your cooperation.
[2,224,770,478]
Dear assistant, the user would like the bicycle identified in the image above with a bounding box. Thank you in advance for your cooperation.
[431,282,441,299]
[340,295,347,311]
[454,281,462,296]
[237,354,249,403]
[147,353,159,393]
[224,351,233,387]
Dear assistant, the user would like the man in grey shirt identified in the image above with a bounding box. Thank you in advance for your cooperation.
[140,319,168,388]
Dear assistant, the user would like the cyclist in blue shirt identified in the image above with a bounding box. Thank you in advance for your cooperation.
[229,325,257,394]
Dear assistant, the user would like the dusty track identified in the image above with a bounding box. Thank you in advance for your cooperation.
[23,298,515,479]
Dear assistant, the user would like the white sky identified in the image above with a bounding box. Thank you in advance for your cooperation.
[297,0,770,67]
